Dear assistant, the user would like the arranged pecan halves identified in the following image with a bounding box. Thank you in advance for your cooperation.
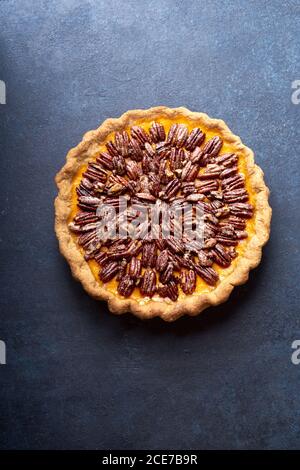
[72,119,254,301]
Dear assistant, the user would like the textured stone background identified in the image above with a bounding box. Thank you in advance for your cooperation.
[0,0,300,450]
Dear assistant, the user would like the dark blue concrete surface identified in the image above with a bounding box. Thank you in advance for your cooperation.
[0,0,300,450]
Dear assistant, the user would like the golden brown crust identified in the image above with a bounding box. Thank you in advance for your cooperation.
[55,106,271,321]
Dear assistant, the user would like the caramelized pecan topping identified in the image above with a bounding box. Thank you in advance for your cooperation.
[71,120,254,301]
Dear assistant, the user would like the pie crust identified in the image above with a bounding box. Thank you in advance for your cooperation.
[55,106,271,321]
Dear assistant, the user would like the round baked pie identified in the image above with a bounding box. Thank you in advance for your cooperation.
[55,107,271,321]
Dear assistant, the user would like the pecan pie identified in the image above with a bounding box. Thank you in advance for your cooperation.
[55,107,271,321]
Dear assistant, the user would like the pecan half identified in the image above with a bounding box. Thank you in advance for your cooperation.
[94,251,108,266]
[210,243,231,267]
[180,269,196,295]
[99,261,120,282]
[149,122,166,142]
[204,238,217,249]
[116,258,128,280]
[173,253,194,269]
[166,237,185,255]
[131,126,150,145]
[186,193,204,202]
[97,152,114,170]
[155,142,170,158]
[142,153,158,174]
[106,141,119,157]
[181,182,195,195]
[78,231,97,248]
[158,279,179,301]
[142,242,157,268]
[68,221,98,233]
[72,118,254,301]
[215,236,238,246]
[174,124,188,147]
[223,188,249,203]
[86,163,108,183]
[222,174,245,191]
[144,142,156,158]
[225,216,246,230]
[218,224,236,238]
[84,241,101,260]
[185,127,205,151]
[181,161,199,181]
[155,237,166,251]
[166,124,179,145]
[196,180,219,194]
[128,257,142,279]
[190,147,203,164]
[77,182,93,197]
[202,136,223,157]
[74,211,98,225]
[194,265,219,285]
[118,274,135,297]
[148,172,161,195]
[170,148,185,171]
[78,195,101,208]
[126,160,142,180]
[140,269,156,297]
[112,155,126,175]
[235,230,248,239]
[159,159,171,184]
[160,262,174,284]
[220,166,238,180]
[198,250,213,266]
[156,249,169,272]
[167,251,181,270]
[229,203,254,218]
[162,178,181,200]
[135,192,156,202]
[130,138,144,161]
[199,164,223,180]
[215,153,238,167]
